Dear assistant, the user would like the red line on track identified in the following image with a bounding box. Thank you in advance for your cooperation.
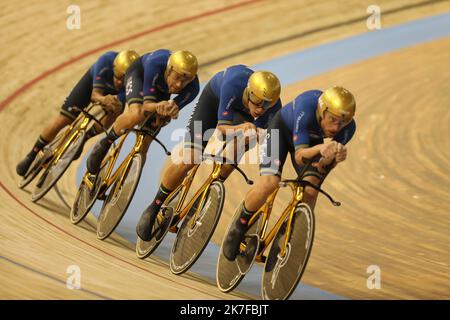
[0,0,262,299]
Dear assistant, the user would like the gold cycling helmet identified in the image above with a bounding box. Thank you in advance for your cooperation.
[317,86,356,124]
[167,50,198,79]
[245,71,281,110]
[113,50,140,78]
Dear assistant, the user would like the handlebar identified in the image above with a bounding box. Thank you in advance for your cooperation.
[69,104,109,136]
[202,135,253,185]
[122,127,171,156]
[277,157,340,207]
[278,179,340,206]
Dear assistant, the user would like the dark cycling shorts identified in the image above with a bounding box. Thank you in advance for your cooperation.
[184,82,253,152]
[259,110,331,184]
[124,58,170,135]
[60,69,93,120]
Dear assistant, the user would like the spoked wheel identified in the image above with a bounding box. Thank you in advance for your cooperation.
[96,153,144,240]
[31,130,86,202]
[135,187,182,259]
[216,202,262,293]
[18,129,66,189]
[70,157,111,225]
[170,181,225,275]
[261,203,315,300]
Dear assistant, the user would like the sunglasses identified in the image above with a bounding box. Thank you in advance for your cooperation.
[248,91,273,110]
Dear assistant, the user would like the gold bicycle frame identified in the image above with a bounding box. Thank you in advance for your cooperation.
[243,181,305,261]
[47,104,106,168]
[164,160,224,232]
[82,131,146,201]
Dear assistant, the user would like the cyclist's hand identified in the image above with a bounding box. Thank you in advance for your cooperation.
[167,100,179,119]
[102,95,121,113]
[238,122,257,135]
[319,141,338,159]
[335,143,347,163]
[155,101,172,117]
[312,156,335,173]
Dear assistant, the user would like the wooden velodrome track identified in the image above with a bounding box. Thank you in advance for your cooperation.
[1,0,449,299]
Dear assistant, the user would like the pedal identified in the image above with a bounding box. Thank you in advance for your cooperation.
[237,234,260,274]
[256,255,267,263]
[97,193,107,201]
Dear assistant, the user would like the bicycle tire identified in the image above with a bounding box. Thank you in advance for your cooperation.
[96,153,144,240]
[261,203,315,300]
[170,181,225,275]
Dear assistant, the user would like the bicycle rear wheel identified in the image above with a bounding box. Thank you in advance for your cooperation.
[216,202,262,293]
[70,158,111,224]
[261,203,315,300]
[31,130,85,202]
[18,129,66,189]
[135,187,182,259]
[96,153,144,240]
[170,181,225,275]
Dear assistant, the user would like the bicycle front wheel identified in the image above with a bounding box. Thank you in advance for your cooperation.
[96,153,144,240]
[170,181,225,275]
[261,203,315,300]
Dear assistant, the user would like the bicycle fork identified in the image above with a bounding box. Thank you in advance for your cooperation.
[188,162,222,230]
[250,183,304,261]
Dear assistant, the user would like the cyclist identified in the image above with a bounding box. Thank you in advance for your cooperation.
[222,86,357,260]
[136,64,282,241]
[16,50,140,176]
[86,49,200,175]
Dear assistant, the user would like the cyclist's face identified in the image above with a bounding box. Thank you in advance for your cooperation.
[247,92,273,118]
[166,69,193,93]
[113,73,124,89]
[321,111,349,137]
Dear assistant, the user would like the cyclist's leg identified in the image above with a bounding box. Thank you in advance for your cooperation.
[16,70,92,176]
[223,111,289,260]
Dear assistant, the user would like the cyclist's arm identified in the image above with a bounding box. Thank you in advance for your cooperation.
[141,100,168,115]
[216,122,254,135]
[173,76,200,110]
[216,83,242,134]
[294,145,322,165]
